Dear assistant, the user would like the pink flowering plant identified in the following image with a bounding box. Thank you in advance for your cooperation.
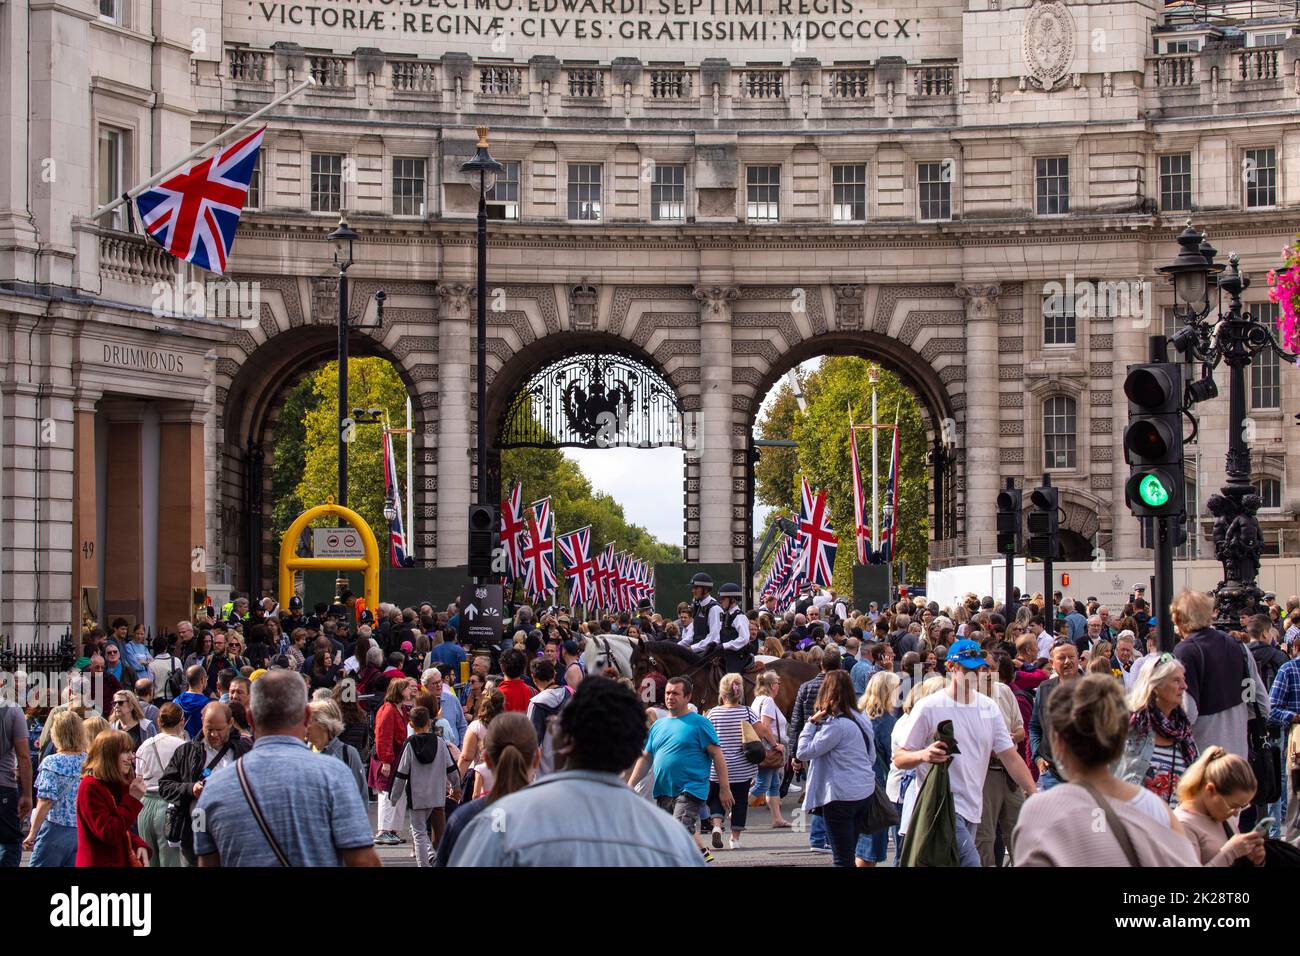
[1266,235,1300,353]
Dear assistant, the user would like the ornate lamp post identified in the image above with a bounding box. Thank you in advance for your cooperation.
[1158,223,1297,627]
[460,127,504,508]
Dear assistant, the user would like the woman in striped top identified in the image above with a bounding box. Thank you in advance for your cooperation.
[705,673,759,851]
[1117,655,1199,808]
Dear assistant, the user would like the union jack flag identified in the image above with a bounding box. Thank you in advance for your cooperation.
[520,497,557,604]
[382,429,411,567]
[557,525,596,610]
[500,481,525,582]
[797,477,838,588]
[594,542,615,609]
[135,126,265,276]
[880,420,901,563]
[761,533,793,600]
[849,416,871,565]
[780,538,806,606]
[622,555,639,610]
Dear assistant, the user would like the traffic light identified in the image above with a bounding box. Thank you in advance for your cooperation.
[996,483,1022,555]
[1027,485,1059,560]
[468,504,499,579]
[1123,362,1185,519]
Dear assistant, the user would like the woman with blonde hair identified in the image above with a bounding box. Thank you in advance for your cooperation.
[748,670,790,827]
[81,714,110,744]
[1118,654,1198,807]
[24,710,87,867]
[1174,746,1265,866]
[705,672,759,850]
[855,670,901,867]
[76,729,150,867]
[760,636,785,659]
[457,689,506,799]
[109,689,156,747]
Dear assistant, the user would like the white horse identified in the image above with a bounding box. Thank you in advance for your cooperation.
[582,633,643,680]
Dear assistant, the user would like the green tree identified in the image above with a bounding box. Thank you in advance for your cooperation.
[295,357,411,542]
[270,375,323,546]
[754,357,929,597]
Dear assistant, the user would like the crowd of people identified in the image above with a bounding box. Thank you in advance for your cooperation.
[1,579,1298,868]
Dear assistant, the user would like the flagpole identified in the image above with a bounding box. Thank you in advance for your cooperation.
[93,76,317,221]
[405,396,415,561]
[871,367,880,554]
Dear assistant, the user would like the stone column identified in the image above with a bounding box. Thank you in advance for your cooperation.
[102,402,146,626]
[694,285,739,564]
[72,395,99,642]
[436,282,473,566]
[957,283,1001,559]
[156,403,206,630]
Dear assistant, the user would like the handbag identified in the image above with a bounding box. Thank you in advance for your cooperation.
[740,714,766,765]
[851,716,900,835]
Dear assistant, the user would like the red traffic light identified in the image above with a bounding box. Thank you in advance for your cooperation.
[1124,418,1177,461]
[1124,365,1179,411]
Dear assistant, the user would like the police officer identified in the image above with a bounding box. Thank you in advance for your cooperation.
[717,582,753,674]
[636,598,657,637]
[282,595,306,632]
[677,572,722,656]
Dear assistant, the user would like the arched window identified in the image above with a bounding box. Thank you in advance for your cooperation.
[1253,478,1282,510]
[1043,396,1077,469]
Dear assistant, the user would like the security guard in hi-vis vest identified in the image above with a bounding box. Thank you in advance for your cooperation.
[677,572,722,658]
[717,582,753,674]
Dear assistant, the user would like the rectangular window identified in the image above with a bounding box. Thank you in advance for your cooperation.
[1250,32,1286,47]
[245,151,262,210]
[1159,154,1192,212]
[1251,302,1281,409]
[486,160,520,220]
[97,126,126,230]
[99,0,121,23]
[1165,39,1200,53]
[1043,397,1077,470]
[310,153,344,213]
[917,162,951,221]
[746,165,781,223]
[831,164,867,222]
[1043,289,1077,346]
[1244,147,1277,208]
[392,157,426,217]
[650,164,686,222]
[567,163,602,221]
[1035,157,1069,215]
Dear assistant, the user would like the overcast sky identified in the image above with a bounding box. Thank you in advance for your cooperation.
[563,359,822,548]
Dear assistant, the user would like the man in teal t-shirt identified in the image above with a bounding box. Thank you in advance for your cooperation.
[628,675,731,862]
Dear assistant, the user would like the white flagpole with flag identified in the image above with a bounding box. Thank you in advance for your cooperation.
[93,77,316,223]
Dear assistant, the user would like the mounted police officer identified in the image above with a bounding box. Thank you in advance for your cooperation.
[717,582,753,674]
[677,572,722,657]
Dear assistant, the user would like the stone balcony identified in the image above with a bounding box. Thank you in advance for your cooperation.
[1146,39,1300,117]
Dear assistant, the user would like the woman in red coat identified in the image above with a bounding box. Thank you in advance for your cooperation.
[76,728,150,867]
[371,677,414,846]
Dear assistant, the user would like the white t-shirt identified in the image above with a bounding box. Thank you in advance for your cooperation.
[749,695,787,745]
[902,686,1014,825]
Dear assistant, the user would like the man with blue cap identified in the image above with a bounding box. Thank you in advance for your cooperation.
[893,639,1037,867]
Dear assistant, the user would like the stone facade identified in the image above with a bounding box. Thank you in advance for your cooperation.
[2,0,1300,640]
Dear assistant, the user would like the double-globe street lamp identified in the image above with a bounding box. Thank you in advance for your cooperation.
[1158,223,1297,628]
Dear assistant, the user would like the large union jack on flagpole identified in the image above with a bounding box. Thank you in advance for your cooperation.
[796,476,838,588]
[520,498,557,604]
[500,480,525,583]
[557,525,596,610]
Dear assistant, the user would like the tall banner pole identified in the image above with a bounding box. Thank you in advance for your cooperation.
[871,378,879,552]
[405,396,415,560]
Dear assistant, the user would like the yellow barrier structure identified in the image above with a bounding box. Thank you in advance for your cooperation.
[279,501,380,614]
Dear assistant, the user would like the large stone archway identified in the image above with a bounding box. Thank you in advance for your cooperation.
[210,272,441,595]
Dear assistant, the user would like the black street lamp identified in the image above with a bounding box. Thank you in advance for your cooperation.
[325,216,385,515]
[460,126,503,510]
[1158,223,1297,628]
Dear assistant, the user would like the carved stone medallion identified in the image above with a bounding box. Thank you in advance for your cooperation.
[1023,0,1075,92]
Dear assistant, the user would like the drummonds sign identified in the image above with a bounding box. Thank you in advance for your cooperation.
[229,0,960,64]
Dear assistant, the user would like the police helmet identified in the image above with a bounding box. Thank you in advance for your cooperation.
[690,572,714,590]
[718,582,743,600]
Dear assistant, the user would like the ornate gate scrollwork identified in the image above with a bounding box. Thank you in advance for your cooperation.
[499,353,682,449]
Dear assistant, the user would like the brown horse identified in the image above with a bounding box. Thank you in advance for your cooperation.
[631,640,817,717]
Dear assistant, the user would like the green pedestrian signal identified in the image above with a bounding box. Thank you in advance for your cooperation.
[1137,474,1170,508]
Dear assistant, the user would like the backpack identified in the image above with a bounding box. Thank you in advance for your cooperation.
[529,690,572,774]
[160,655,185,701]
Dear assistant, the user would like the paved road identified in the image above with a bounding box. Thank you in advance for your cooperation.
[371,790,895,867]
